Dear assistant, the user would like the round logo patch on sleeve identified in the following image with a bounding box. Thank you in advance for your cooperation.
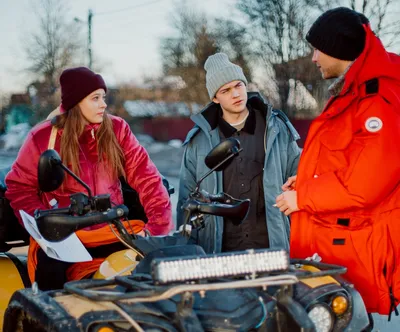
[365,117,383,132]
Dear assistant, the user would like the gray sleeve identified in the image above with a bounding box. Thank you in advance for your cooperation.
[286,139,301,179]
[176,142,198,229]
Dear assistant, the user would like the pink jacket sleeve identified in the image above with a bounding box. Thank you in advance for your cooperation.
[5,132,48,224]
[117,119,173,235]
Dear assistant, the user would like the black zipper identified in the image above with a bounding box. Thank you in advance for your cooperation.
[384,230,399,321]
[388,286,399,321]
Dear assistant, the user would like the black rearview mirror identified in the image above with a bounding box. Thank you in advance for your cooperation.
[38,149,92,197]
[38,149,65,192]
[194,138,242,191]
[205,138,241,171]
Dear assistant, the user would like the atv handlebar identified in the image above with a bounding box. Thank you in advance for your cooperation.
[35,205,129,242]
[187,200,250,219]
[181,190,250,232]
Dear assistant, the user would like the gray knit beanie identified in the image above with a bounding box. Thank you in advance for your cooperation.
[205,53,248,100]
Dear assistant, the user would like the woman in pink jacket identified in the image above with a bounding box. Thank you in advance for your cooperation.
[5,67,173,289]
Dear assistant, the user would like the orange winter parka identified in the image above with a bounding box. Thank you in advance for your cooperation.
[290,24,400,315]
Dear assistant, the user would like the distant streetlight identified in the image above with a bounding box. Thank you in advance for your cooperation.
[74,9,93,69]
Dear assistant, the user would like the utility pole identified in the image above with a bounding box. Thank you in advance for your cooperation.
[88,9,93,69]
[74,9,93,69]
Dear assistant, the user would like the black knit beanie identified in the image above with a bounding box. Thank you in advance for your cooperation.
[60,67,107,111]
[306,7,369,61]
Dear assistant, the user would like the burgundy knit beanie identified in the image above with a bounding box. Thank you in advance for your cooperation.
[60,67,107,111]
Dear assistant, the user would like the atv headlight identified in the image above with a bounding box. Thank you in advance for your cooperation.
[308,304,334,332]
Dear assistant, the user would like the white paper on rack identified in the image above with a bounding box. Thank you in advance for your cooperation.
[20,210,92,263]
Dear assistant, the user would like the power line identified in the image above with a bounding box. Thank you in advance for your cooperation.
[95,0,169,17]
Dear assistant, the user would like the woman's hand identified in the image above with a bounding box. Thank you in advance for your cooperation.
[275,191,299,216]
[282,175,297,191]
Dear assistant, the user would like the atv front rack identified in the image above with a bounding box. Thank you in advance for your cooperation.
[64,273,299,303]
[62,259,346,303]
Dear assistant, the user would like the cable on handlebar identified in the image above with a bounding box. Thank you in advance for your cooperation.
[108,223,144,259]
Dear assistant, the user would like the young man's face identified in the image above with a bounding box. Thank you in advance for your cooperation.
[213,80,248,115]
[312,48,347,79]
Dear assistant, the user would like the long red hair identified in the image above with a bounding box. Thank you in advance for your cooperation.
[54,106,125,180]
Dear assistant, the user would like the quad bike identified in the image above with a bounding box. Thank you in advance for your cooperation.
[0,138,371,331]
[0,165,174,329]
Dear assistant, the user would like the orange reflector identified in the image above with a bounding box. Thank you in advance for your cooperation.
[97,327,114,332]
[332,295,348,315]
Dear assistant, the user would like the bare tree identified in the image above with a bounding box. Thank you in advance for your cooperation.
[23,0,84,110]
[237,0,399,117]
[0,91,10,134]
[346,0,400,49]
[236,0,330,115]
[160,6,217,106]
[213,19,254,80]
[160,3,253,107]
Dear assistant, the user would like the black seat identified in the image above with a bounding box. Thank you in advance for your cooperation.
[0,167,30,252]
[120,174,175,222]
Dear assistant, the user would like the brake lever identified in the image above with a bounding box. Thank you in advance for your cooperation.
[190,214,205,228]
[34,207,71,219]
[199,190,243,204]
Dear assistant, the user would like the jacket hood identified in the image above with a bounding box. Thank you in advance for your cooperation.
[184,92,299,145]
[191,92,270,133]
[342,24,400,93]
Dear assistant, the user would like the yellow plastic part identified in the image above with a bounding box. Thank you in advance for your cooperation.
[0,254,26,330]
[331,295,349,315]
[93,249,140,280]
[300,264,340,289]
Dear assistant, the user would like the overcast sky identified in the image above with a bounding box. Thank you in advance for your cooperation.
[0,0,239,95]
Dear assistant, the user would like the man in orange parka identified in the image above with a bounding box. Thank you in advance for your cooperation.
[276,7,400,316]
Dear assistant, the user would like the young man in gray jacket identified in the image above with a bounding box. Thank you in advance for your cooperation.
[177,53,301,254]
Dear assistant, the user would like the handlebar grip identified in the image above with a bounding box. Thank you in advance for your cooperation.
[206,193,226,203]
[196,200,250,223]
[34,207,71,218]
[36,205,129,242]
[199,190,233,203]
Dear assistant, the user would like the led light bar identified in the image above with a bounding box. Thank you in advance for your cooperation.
[152,249,289,284]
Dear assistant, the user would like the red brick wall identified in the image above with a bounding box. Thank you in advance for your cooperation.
[142,117,313,148]
[292,119,313,148]
[142,118,194,142]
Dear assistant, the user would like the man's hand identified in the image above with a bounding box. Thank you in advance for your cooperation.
[275,191,299,216]
[136,230,146,237]
[282,175,297,191]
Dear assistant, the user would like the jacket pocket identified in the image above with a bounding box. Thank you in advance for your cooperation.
[314,211,373,229]
[311,221,379,312]
[318,129,354,173]
[319,129,352,151]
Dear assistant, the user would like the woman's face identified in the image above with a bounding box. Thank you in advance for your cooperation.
[79,88,107,124]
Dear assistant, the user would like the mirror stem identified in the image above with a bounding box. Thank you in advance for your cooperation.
[195,147,243,192]
[50,157,93,198]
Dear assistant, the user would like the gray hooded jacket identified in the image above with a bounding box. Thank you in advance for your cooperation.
[177,93,301,253]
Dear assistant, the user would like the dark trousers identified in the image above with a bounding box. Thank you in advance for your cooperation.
[35,248,71,290]
[35,241,128,291]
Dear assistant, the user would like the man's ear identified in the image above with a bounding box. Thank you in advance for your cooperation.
[212,97,220,104]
